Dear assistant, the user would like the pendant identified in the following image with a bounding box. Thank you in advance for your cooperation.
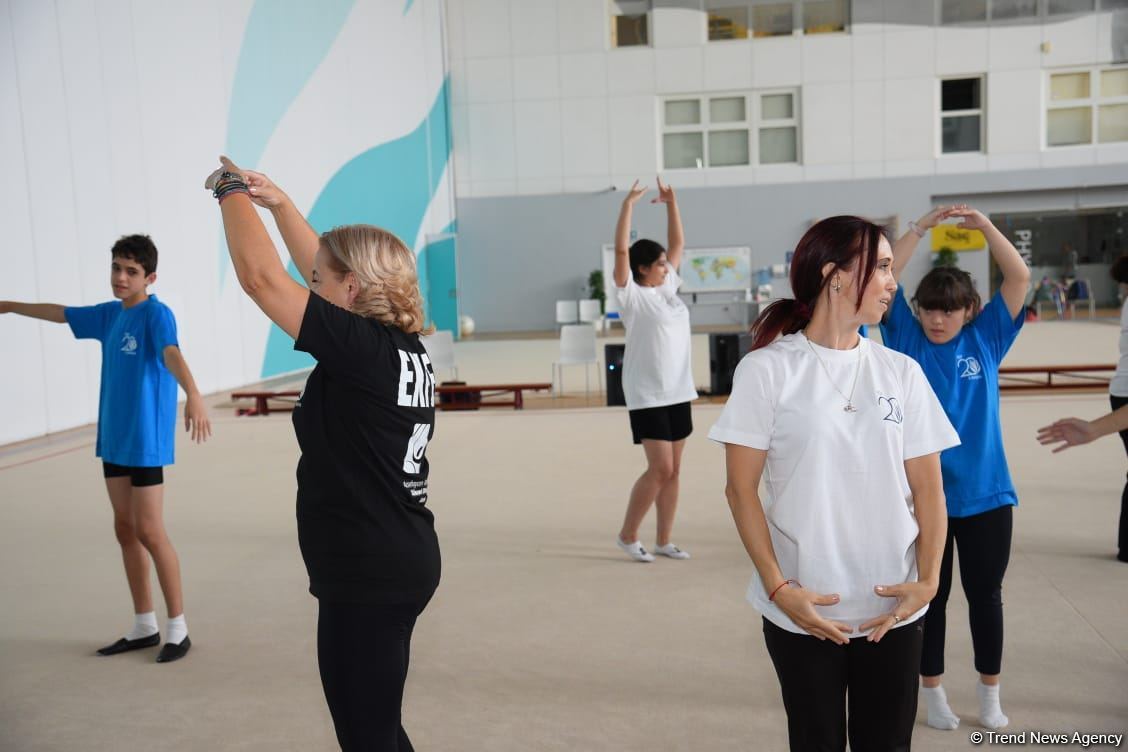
[844,403,857,413]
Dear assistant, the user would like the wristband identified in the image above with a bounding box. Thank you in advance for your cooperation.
[768,578,799,601]
[908,220,925,238]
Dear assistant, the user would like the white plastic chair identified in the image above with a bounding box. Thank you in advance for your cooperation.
[555,300,579,329]
[421,330,458,380]
[1067,278,1096,319]
[552,324,601,398]
[578,298,603,332]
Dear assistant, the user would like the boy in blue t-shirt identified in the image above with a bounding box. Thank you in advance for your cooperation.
[880,205,1029,733]
[0,234,210,663]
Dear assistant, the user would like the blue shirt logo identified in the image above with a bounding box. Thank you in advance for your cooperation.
[958,355,982,380]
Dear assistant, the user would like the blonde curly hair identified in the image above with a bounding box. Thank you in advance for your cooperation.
[320,224,433,335]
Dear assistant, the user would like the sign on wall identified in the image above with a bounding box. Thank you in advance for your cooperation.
[931,225,987,251]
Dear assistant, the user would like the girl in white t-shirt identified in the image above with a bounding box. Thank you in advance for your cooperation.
[710,216,959,751]
[1108,255,1128,563]
[612,178,698,563]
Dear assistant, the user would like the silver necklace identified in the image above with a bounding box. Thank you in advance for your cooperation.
[803,331,864,413]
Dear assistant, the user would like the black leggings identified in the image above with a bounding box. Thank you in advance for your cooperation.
[921,505,1012,677]
[317,600,428,752]
[1111,395,1128,560]
[764,617,923,752]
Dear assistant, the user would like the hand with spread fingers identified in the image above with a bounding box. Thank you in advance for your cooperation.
[622,179,647,207]
[947,204,991,231]
[651,176,676,205]
[773,584,855,645]
[860,581,937,643]
[1037,417,1101,452]
[916,204,962,232]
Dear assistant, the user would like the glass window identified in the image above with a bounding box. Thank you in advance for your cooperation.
[941,0,987,24]
[663,133,704,169]
[1047,0,1094,13]
[710,97,747,122]
[707,5,750,40]
[665,100,701,125]
[760,127,798,163]
[1051,72,1091,101]
[762,93,794,119]
[990,0,1038,19]
[611,1,649,47]
[1101,0,1128,8]
[1047,107,1093,145]
[752,2,794,37]
[942,116,982,152]
[1099,104,1128,143]
[942,78,981,111]
[803,0,848,34]
[1102,69,1128,98]
[709,130,752,166]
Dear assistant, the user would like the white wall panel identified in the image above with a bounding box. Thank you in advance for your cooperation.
[513,55,561,100]
[802,34,853,83]
[557,0,605,53]
[986,69,1041,154]
[560,97,610,176]
[464,0,510,58]
[883,78,933,160]
[466,57,514,102]
[560,52,607,98]
[514,100,563,178]
[652,8,703,48]
[752,36,801,87]
[802,83,853,164]
[607,47,655,94]
[467,102,517,180]
[608,95,658,176]
[703,41,752,91]
[852,79,885,163]
[988,23,1042,71]
[935,26,988,76]
[852,33,884,80]
[510,0,557,57]
[883,27,935,79]
[1041,14,1099,68]
[655,46,704,93]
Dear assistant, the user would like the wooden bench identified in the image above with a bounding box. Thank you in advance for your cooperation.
[998,364,1115,392]
[232,390,302,416]
[435,383,552,410]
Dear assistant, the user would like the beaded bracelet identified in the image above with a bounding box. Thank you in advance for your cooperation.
[211,171,250,203]
[768,578,799,601]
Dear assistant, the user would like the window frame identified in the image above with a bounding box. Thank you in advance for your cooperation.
[705,0,850,42]
[938,0,1123,25]
[1045,64,1128,148]
[609,0,652,49]
[939,75,987,155]
[659,89,802,170]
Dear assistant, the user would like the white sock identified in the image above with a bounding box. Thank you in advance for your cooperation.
[977,681,1008,730]
[921,685,960,730]
[126,611,159,641]
[166,614,188,645]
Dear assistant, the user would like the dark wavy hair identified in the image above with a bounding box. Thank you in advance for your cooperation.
[628,239,666,282]
[110,234,159,276]
[749,216,888,351]
[913,266,981,318]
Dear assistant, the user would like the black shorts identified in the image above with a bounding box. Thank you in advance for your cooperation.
[628,402,693,445]
[102,462,164,487]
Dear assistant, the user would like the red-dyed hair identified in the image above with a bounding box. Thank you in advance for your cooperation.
[749,216,888,351]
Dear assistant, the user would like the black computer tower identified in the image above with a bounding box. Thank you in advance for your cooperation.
[605,343,626,406]
[709,333,753,396]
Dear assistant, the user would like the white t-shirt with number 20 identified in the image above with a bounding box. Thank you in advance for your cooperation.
[614,263,699,410]
[708,332,959,636]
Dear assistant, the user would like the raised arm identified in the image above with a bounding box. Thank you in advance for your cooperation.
[862,452,945,642]
[890,206,958,281]
[1037,406,1128,452]
[949,207,1031,319]
[0,301,67,323]
[206,165,309,339]
[652,176,684,268]
[613,180,647,288]
[162,345,212,443]
[724,443,853,645]
[217,156,319,286]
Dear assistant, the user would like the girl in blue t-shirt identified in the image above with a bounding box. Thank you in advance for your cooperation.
[880,205,1030,732]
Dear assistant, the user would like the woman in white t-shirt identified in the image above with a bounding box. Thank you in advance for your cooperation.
[612,178,698,563]
[1106,255,1128,562]
[709,216,959,751]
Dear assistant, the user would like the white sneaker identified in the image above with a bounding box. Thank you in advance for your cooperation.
[617,538,655,562]
[654,543,691,560]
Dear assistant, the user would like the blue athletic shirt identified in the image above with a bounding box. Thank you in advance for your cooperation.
[65,295,179,467]
[880,286,1023,518]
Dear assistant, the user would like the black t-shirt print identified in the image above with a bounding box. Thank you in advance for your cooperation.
[292,292,440,604]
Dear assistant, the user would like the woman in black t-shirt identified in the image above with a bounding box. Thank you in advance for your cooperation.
[206,158,439,752]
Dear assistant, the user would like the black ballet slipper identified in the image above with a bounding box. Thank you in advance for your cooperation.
[95,633,160,656]
[156,636,191,664]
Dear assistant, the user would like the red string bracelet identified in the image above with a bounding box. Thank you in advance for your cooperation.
[768,578,799,601]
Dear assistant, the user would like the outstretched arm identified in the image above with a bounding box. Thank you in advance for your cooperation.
[207,165,309,339]
[215,156,319,287]
[652,176,684,268]
[0,301,67,323]
[1037,407,1128,452]
[162,345,212,443]
[890,206,959,281]
[613,180,647,288]
[949,207,1030,319]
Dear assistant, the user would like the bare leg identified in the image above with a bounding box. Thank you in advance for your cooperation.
[131,484,184,618]
[106,477,153,614]
[654,439,686,547]
[619,440,673,544]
